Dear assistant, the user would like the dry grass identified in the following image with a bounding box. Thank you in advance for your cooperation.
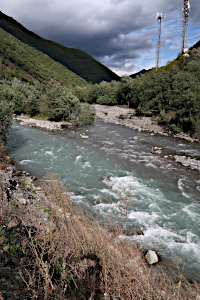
[17,174,200,299]
[0,140,199,300]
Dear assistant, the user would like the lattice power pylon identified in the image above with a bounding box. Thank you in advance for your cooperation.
[156,12,166,71]
[181,0,190,53]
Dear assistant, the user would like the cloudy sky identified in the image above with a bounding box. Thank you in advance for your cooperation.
[1,0,200,76]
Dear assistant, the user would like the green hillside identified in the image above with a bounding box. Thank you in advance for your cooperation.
[0,27,87,87]
[76,44,200,138]
[0,11,119,84]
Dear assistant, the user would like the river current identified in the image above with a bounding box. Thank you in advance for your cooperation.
[6,118,200,281]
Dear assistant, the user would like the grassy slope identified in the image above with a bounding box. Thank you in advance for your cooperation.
[0,11,120,84]
[0,27,87,87]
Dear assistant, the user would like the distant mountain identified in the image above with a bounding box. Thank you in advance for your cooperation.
[0,27,87,87]
[0,11,119,84]
[130,68,151,79]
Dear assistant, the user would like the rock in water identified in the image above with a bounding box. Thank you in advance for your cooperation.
[80,134,89,139]
[145,250,159,265]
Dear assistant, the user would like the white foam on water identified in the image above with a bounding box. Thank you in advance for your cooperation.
[182,204,200,225]
[70,193,85,203]
[45,150,53,156]
[95,201,124,215]
[145,162,158,169]
[83,161,91,168]
[128,211,159,226]
[100,188,119,199]
[20,159,38,165]
[75,155,82,162]
[178,178,191,198]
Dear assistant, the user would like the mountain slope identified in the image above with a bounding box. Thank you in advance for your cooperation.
[0,11,120,84]
[0,27,87,87]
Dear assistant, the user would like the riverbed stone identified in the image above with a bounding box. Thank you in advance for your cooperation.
[18,198,28,205]
[145,250,159,265]
[80,134,89,139]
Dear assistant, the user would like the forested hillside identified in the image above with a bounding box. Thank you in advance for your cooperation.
[0,11,120,84]
[0,28,87,87]
[74,46,200,138]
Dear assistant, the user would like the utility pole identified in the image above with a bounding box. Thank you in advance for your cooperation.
[156,12,166,71]
[181,0,190,53]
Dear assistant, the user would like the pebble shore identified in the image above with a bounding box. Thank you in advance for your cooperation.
[14,115,74,131]
[93,104,200,172]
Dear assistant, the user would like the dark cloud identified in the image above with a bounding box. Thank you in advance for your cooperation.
[1,0,199,75]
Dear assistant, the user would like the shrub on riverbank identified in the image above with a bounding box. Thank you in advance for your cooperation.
[0,150,199,299]
[0,78,94,123]
[73,48,200,138]
[0,94,13,141]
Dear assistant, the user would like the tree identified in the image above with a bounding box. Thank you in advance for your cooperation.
[0,94,13,141]
[41,84,81,121]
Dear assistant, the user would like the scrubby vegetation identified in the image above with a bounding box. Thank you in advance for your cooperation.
[0,27,87,87]
[0,11,120,84]
[0,78,94,141]
[74,47,200,138]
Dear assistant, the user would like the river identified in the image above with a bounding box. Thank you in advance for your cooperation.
[6,117,200,281]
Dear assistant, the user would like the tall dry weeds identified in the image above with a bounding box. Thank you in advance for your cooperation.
[0,154,199,300]
[18,174,199,299]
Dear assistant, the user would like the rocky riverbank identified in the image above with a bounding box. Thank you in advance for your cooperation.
[93,104,200,173]
[93,104,199,143]
[0,163,52,298]
[14,115,75,131]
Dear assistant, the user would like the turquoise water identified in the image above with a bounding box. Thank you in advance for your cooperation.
[6,118,200,281]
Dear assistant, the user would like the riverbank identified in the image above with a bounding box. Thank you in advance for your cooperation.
[93,104,199,143]
[14,115,75,131]
[93,104,200,172]
[1,143,199,299]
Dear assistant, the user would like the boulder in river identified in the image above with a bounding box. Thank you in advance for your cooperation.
[80,134,89,139]
[145,250,159,265]
[151,147,162,154]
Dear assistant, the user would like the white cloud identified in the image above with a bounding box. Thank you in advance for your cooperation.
[169,45,180,50]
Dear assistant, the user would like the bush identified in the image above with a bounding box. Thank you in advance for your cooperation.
[77,103,95,124]
[0,94,13,141]
[97,95,118,106]
[41,84,81,122]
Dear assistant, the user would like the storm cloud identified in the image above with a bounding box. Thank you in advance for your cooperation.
[1,0,199,75]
